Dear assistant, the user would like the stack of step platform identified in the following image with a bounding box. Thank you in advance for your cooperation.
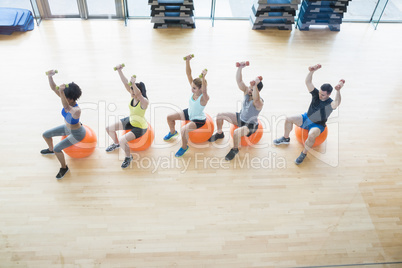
[148,0,195,29]
[0,8,34,35]
[297,0,352,31]
[250,0,301,30]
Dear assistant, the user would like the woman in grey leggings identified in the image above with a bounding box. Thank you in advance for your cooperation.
[41,70,85,179]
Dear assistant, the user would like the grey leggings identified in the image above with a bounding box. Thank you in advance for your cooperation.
[43,124,86,153]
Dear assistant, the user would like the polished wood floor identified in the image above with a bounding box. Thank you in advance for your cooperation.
[0,19,401,268]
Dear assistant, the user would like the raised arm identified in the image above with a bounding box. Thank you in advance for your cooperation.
[114,64,132,94]
[236,62,248,93]
[305,64,321,92]
[129,76,149,110]
[46,69,61,97]
[331,79,345,109]
[200,69,209,106]
[185,54,194,86]
[59,84,81,119]
[251,77,263,111]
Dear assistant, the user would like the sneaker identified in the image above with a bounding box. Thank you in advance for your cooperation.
[56,166,69,179]
[208,132,225,142]
[121,155,133,169]
[273,136,290,145]
[225,148,239,161]
[295,152,307,165]
[163,131,178,141]
[41,148,54,155]
[106,143,120,152]
[175,146,189,157]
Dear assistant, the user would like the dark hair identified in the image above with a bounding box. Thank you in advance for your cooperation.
[257,81,263,92]
[320,83,333,94]
[193,78,202,89]
[135,82,147,99]
[65,82,82,101]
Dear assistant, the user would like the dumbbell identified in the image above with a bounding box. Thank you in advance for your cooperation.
[45,70,58,75]
[183,54,195,60]
[199,69,208,78]
[114,63,125,71]
[236,61,249,67]
[250,76,263,86]
[128,75,137,86]
[56,84,69,90]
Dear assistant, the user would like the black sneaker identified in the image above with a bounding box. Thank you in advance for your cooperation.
[273,136,290,145]
[225,148,239,161]
[121,155,133,169]
[208,132,225,142]
[295,152,307,165]
[106,143,120,152]
[56,166,69,179]
[41,148,54,155]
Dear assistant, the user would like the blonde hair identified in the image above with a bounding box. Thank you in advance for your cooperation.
[193,78,202,89]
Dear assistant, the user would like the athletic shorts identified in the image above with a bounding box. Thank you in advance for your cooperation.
[236,112,259,137]
[183,108,206,129]
[121,117,147,138]
[300,113,325,133]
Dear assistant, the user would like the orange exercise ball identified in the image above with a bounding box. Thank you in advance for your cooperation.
[124,123,154,151]
[62,125,97,158]
[182,113,214,143]
[295,126,328,147]
[230,120,263,146]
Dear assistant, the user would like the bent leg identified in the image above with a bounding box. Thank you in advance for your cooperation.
[303,127,321,154]
[181,121,197,149]
[167,111,185,134]
[215,112,237,133]
[106,120,124,144]
[53,127,86,168]
[42,125,69,151]
[119,131,136,157]
[284,114,303,138]
[233,126,249,149]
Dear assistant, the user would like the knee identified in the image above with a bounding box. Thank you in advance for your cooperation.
[42,132,51,139]
[181,125,188,135]
[119,137,128,146]
[307,130,320,142]
[233,128,242,139]
[167,114,175,122]
[53,144,63,153]
[306,135,317,144]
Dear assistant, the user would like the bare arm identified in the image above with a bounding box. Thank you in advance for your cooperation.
[331,79,345,109]
[58,84,70,110]
[130,77,149,110]
[185,54,194,86]
[46,70,60,97]
[114,64,132,94]
[59,84,81,119]
[251,77,263,111]
[305,64,321,92]
[236,62,248,93]
[200,69,209,106]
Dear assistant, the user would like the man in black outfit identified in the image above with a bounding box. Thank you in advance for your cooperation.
[273,64,345,165]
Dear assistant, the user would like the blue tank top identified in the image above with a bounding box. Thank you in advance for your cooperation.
[62,104,80,124]
[188,94,206,121]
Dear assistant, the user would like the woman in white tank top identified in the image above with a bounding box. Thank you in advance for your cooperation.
[164,54,210,157]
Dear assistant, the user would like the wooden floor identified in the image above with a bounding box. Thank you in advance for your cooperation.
[0,19,402,268]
